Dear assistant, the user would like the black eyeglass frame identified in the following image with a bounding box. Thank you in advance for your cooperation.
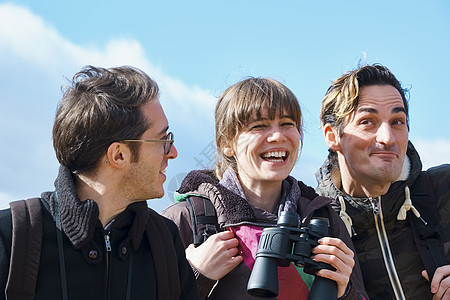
[119,132,174,155]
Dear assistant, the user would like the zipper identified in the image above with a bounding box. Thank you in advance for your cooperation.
[105,233,112,251]
[104,231,112,298]
[370,196,406,300]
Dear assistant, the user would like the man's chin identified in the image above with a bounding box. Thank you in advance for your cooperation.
[153,189,165,200]
[374,168,403,183]
[143,188,165,201]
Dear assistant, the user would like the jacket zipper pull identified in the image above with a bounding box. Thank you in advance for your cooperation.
[105,233,112,252]
[371,197,380,215]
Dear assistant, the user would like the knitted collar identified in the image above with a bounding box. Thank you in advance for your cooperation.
[42,165,148,250]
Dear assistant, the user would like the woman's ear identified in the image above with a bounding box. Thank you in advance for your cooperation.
[223,146,235,157]
[323,124,341,152]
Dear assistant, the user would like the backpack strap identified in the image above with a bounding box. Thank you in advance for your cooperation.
[6,198,43,300]
[409,171,446,280]
[185,196,218,247]
[146,208,181,300]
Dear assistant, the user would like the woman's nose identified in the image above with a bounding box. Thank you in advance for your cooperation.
[266,126,285,143]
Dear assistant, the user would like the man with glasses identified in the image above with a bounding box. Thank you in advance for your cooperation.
[0,66,199,299]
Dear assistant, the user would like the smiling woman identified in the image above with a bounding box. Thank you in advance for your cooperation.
[162,77,368,299]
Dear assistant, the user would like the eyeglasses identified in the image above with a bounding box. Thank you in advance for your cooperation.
[119,132,174,155]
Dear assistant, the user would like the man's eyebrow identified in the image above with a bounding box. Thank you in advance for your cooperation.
[355,106,406,114]
[392,106,407,114]
[356,107,377,114]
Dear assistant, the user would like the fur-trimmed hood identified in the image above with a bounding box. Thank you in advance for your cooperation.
[174,169,332,227]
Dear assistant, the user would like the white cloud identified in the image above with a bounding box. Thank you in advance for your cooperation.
[0,3,148,72]
[413,138,450,169]
[0,3,216,210]
[0,3,214,109]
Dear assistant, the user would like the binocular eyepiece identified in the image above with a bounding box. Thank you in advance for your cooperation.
[247,211,337,299]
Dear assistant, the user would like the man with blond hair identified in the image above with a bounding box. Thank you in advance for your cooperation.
[316,64,450,299]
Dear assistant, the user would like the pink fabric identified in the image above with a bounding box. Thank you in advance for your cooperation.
[230,225,309,300]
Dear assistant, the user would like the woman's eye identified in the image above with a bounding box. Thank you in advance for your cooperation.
[281,122,296,127]
[251,124,266,130]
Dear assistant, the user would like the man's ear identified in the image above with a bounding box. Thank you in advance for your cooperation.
[323,124,341,152]
[223,146,235,157]
[105,142,128,168]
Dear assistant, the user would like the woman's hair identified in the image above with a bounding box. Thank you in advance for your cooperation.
[215,77,303,179]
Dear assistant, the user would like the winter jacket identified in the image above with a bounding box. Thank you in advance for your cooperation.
[162,169,368,300]
[0,166,199,300]
[316,141,450,299]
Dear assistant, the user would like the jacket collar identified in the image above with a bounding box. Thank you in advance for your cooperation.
[315,141,424,221]
[41,165,148,250]
[178,169,256,225]
[177,169,331,226]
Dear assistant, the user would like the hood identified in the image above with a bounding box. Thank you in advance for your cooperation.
[176,169,332,227]
[176,169,256,226]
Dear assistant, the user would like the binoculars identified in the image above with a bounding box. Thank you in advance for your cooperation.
[247,211,337,299]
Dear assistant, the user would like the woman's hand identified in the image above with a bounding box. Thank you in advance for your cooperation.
[185,230,243,280]
[311,237,355,298]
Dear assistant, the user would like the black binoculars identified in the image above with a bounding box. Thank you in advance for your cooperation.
[247,211,337,299]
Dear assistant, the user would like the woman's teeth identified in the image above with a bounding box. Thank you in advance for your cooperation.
[262,151,287,162]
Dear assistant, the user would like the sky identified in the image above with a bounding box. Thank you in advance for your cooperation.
[0,0,449,212]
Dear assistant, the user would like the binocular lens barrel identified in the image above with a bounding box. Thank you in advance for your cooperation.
[308,218,329,236]
[247,257,279,298]
[247,212,337,299]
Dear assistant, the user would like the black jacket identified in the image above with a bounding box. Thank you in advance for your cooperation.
[0,166,199,300]
[316,141,450,299]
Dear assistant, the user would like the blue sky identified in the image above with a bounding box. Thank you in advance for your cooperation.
[0,0,449,212]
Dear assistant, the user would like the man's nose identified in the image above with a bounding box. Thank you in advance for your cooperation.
[376,123,395,145]
[166,144,178,159]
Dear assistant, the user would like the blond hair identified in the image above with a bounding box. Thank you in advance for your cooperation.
[320,64,409,135]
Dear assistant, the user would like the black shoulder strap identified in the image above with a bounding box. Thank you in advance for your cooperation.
[409,172,446,280]
[185,196,218,247]
[6,198,43,300]
[146,208,181,300]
